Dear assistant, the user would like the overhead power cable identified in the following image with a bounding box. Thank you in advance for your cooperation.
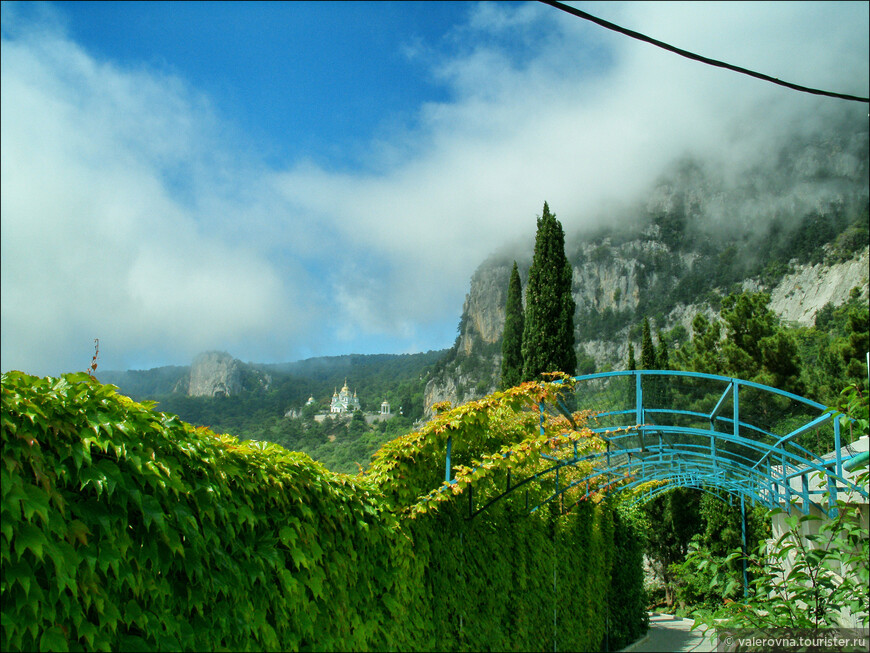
[539,0,870,103]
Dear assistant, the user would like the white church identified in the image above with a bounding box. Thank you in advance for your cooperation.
[330,380,361,414]
[302,379,393,424]
[304,379,393,423]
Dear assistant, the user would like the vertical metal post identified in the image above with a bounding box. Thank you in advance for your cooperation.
[769,460,778,507]
[781,454,791,507]
[826,473,837,518]
[711,436,718,472]
[801,473,809,514]
[540,401,546,436]
[733,381,740,437]
[635,371,643,425]
[741,495,749,598]
[445,435,452,483]
[834,417,843,481]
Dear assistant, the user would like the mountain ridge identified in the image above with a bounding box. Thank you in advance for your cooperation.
[423,122,869,414]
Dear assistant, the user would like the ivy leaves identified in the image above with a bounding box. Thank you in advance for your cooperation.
[1,370,648,652]
[1,371,408,652]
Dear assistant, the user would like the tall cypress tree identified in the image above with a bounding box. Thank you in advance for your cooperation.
[500,261,525,389]
[641,318,657,370]
[522,202,577,380]
[656,329,672,407]
[627,343,637,371]
[656,330,670,370]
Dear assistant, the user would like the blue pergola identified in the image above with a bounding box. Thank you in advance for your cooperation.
[436,370,867,596]
[442,371,868,519]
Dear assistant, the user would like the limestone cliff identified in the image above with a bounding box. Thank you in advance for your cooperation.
[188,351,243,398]
[423,122,868,415]
[422,355,502,413]
[424,232,868,416]
[765,248,869,326]
[456,262,512,356]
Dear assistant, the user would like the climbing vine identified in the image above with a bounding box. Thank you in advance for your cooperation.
[1,371,647,651]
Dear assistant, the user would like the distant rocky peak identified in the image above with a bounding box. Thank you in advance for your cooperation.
[456,262,513,356]
[188,351,242,398]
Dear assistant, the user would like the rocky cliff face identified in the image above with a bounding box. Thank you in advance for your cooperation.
[188,351,243,398]
[424,238,868,415]
[765,248,869,326]
[423,124,868,416]
[423,355,502,413]
[422,258,513,412]
[455,262,512,356]
[572,228,673,314]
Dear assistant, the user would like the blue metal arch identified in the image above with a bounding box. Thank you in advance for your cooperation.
[439,371,868,519]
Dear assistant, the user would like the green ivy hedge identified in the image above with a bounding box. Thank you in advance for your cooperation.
[1,372,646,651]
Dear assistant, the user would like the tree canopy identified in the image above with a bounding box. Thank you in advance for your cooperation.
[641,318,657,370]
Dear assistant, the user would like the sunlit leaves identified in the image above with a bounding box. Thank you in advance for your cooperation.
[1,369,648,653]
[1,370,410,652]
[689,473,869,634]
[383,379,618,520]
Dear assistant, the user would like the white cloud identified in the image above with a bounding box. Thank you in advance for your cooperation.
[1,18,306,375]
[273,0,869,327]
[2,1,867,375]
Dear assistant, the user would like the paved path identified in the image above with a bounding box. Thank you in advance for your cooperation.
[620,613,717,652]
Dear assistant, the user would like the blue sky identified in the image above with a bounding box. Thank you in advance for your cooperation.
[52,2,465,171]
[2,1,868,376]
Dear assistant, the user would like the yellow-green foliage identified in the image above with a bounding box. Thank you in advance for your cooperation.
[1,371,647,652]
[1,372,417,652]
[366,378,639,651]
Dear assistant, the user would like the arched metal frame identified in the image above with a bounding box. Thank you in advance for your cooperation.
[441,371,868,520]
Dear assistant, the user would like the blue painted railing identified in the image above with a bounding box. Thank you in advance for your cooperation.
[439,371,867,520]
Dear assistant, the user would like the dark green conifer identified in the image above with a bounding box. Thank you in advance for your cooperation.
[500,261,525,389]
[656,330,670,370]
[641,318,657,370]
[842,307,869,381]
[656,330,673,406]
[627,343,636,371]
[522,202,577,380]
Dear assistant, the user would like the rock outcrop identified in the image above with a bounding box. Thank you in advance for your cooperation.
[188,351,242,398]
[423,240,868,415]
[423,355,502,413]
[455,262,512,356]
[766,248,869,326]
[423,122,868,416]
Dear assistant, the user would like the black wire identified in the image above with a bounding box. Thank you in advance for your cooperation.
[539,0,870,104]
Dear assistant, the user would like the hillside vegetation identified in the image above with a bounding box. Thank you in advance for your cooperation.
[99,351,444,474]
